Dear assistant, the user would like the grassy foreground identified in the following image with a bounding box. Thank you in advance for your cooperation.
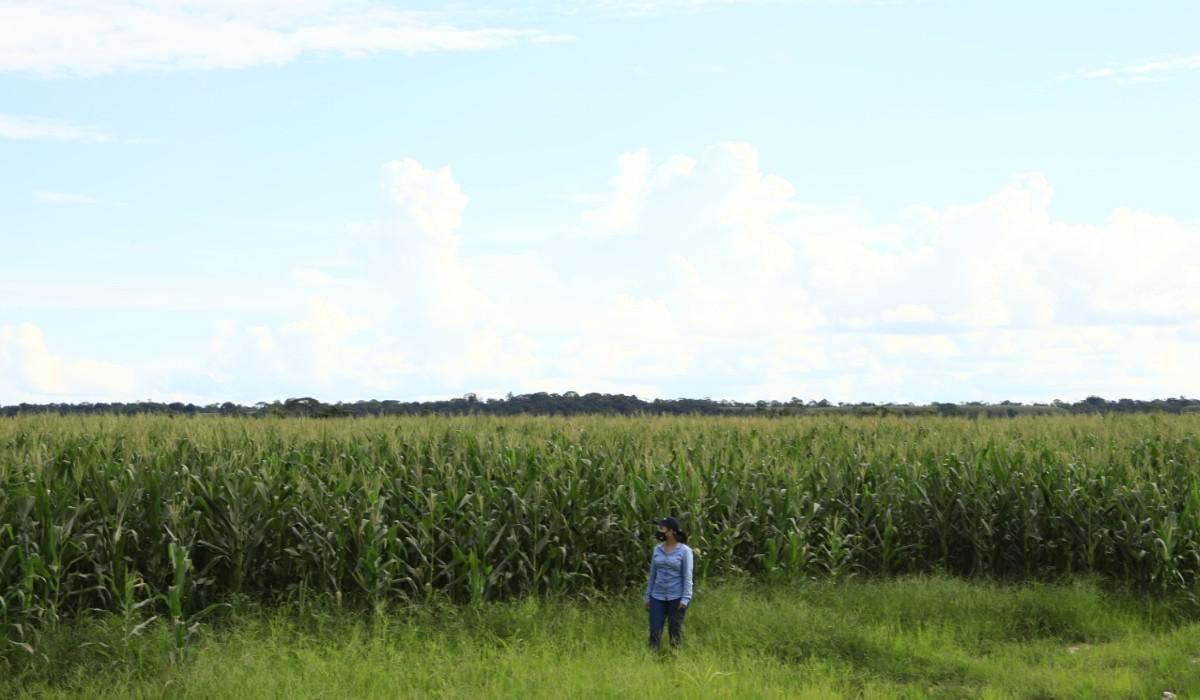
[6,577,1199,699]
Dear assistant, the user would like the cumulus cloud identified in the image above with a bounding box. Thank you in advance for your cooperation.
[0,1,565,77]
[558,142,1200,400]
[880,334,960,358]
[437,330,542,389]
[580,149,695,235]
[0,323,137,399]
[560,293,695,380]
[10,141,1200,404]
[283,296,372,382]
[880,304,939,324]
[380,157,493,328]
[248,326,275,354]
[289,268,336,287]
[158,158,541,401]
[166,145,1200,402]
[805,171,1200,333]
[581,149,653,233]
[709,142,796,275]
[210,320,237,354]
[373,159,560,390]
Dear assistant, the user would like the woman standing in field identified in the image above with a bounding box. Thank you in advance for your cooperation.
[644,516,694,651]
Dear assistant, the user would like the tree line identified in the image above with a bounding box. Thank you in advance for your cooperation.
[2,393,1198,418]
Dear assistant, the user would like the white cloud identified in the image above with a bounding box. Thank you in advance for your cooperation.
[33,191,104,205]
[880,334,960,358]
[584,0,775,16]
[0,1,565,77]
[1079,54,1200,82]
[0,114,110,141]
[0,327,10,371]
[249,326,275,354]
[155,157,531,401]
[382,158,469,241]
[1066,208,1200,319]
[9,141,1200,404]
[580,149,695,235]
[283,296,371,382]
[210,320,237,354]
[0,322,137,398]
[437,330,542,388]
[374,159,561,390]
[559,293,695,380]
[666,253,823,340]
[559,145,1199,400]
[710,141,796,275]
[881,304,939,324]
[438,144,1199,401]
[290,268,336,287]
[578,142,796,278]
[381,157,492,328]
[581,148,653,233]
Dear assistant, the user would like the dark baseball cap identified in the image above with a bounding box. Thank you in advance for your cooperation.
[655,517,680,531]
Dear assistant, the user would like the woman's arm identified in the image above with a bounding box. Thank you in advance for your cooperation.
[680,547,694,606]
[644,555,657,602]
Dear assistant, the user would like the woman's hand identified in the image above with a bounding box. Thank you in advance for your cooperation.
[644,600,650,609]
[678,602,687,610]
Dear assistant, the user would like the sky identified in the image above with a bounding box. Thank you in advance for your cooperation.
[2,0,1199,405]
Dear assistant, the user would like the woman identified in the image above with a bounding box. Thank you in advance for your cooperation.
[643,516,694,650]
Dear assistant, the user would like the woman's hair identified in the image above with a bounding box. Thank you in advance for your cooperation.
[675,528,688,544]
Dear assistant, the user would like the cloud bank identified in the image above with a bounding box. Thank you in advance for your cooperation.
[7,142,1199,403]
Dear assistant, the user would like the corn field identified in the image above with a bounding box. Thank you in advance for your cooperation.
[3,414,1199,643]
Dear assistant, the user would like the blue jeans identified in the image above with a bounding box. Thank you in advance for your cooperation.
[648,598,687,649]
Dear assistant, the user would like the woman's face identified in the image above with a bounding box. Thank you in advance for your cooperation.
[657,525,671,541]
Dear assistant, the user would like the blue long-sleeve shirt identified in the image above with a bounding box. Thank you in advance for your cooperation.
[644,543,694,605]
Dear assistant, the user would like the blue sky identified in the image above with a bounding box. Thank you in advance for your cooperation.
[2,1,1199,404]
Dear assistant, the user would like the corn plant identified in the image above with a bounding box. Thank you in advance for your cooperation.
[1,412,1199,659]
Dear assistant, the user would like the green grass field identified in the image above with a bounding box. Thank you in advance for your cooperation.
[4,414,1200,697]
[6,576,1199,699]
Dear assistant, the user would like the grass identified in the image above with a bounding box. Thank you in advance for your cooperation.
[5,415,1199,697]
[6,576,1199,699]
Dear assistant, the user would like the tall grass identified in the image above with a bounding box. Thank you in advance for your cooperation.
[2,413,1199,651]
[7,577,1200,699]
